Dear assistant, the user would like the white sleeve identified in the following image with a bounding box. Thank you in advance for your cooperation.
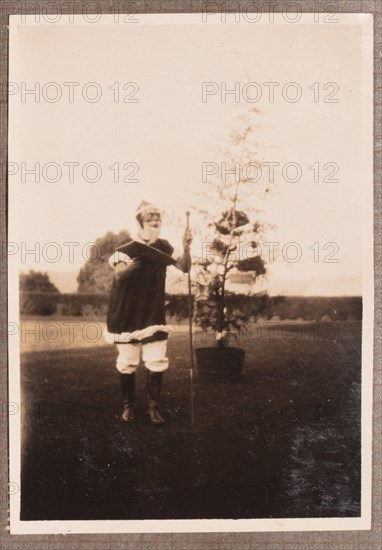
[108,252,132,269]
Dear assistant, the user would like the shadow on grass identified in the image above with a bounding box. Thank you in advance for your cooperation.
[20,323,361,520]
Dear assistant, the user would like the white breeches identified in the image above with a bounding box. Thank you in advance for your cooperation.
[115,339,169,374]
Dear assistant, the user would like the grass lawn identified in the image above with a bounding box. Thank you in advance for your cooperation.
[19,321,361,520]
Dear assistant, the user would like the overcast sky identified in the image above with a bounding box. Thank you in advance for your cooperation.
[9,14,372,295]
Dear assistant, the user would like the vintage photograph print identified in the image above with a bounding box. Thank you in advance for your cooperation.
[7,12,373,534]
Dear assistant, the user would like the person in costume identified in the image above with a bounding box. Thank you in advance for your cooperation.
[104,201,192,424]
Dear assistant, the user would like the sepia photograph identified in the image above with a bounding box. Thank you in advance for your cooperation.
[6,10,374,535]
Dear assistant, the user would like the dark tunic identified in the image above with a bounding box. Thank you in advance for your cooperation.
[106,238,174,342]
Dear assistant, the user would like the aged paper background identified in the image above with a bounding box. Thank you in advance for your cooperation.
[1,2,381,548]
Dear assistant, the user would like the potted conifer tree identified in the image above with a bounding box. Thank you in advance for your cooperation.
[193,110,269,379]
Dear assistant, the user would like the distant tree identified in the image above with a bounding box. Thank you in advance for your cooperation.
[19,270,60,293]
[77,230,131,293]
[19,270,60,315]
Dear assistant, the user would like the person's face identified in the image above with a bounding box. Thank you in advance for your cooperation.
[142,210,162,232]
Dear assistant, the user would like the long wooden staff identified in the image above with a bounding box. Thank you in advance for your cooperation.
[186,210,195,424]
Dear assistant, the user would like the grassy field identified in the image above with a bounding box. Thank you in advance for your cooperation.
[19,320,361,520]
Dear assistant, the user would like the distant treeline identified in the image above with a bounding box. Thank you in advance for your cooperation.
[19,291,362,321]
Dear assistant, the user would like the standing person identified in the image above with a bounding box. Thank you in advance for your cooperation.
[104,201,192,425]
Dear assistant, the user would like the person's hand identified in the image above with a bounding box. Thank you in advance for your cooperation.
[115,258,143,281]
[182,228,193,251]
[131,257,144,269]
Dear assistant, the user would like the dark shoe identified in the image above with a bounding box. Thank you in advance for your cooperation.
[146,371,165,425]
[121,373,136,422]
[122,402,136,423]
[147,402,165,425]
